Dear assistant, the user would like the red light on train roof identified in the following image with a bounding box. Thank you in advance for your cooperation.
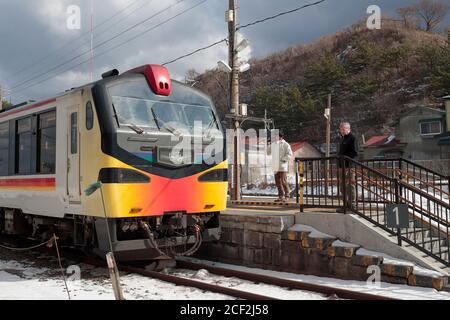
[126,64,171,96]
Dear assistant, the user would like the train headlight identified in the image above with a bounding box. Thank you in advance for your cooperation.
[99,168,150,184]
[198,169,228,182]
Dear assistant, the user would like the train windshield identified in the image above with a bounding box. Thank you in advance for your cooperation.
[108,77,219,133]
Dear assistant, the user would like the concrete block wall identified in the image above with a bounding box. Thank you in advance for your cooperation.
[195,214,448,291]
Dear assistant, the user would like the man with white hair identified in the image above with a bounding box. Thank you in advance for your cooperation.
[338,122,358,160]
[337,122,358,212]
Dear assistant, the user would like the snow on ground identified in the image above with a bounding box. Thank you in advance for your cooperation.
[0,255,328,300]
[168,268,328,300]
[1,251,449,300]
[355,248,445,278]
[179,257,450,300]
[0,257,231,300]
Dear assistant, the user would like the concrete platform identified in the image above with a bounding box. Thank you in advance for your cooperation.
[195,207,450,291]
[229,197,299,209]
[225,207,298,216]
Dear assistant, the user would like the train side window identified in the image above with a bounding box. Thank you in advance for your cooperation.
[71,112,78,154]
[86,101,94,130]
[0,122,9,176]
[15,117,32,175]
[37,111,56,174]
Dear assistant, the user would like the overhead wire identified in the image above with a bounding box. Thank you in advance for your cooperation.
[163,0,327,66]
[237,0,326,31]
[8,0,190,92]
[8,0,208,97]
[162,38,228,66]
[7,0,146,82]
[9,0,326,97]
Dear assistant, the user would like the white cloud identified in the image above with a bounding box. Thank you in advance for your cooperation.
[33,0,71,36]
[53,69,91,89]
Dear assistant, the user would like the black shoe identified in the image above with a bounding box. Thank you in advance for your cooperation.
[336,208,345,213]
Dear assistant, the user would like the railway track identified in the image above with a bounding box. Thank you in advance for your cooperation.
[172,260,397,300]
[0,236,396,300]
[120,264,277,300]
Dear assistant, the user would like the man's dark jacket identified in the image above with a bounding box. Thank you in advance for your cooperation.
[338,132,358,166]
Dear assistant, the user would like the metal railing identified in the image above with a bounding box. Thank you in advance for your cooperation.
[294,157,343,209]
[295,156,450,267]
[361,158,449,203]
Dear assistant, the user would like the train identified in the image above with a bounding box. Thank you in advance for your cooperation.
[0,64,227,262]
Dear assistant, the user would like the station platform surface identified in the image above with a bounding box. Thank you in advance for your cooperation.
[224,207,299,216]
[226,195,340,215]
[229,196,299,209]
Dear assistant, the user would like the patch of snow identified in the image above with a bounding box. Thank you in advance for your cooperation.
[179,257,450,300]
[332,240,361,248]
[412,266,446,278]
[0,258,232,300]
[355,248,445,277]
[192,269,210,280]
[288,224,335,239]
[171,268,327,300]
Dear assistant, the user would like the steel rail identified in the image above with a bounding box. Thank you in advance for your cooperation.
[119,265,278,300]
[176,260,398,300]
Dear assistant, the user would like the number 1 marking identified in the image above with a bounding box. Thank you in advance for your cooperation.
[393,207,399,226]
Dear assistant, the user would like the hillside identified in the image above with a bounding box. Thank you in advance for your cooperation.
[193,20,450,145]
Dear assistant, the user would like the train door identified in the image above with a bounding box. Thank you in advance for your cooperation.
[67,106,81,202]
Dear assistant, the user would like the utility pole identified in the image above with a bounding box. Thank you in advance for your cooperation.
[325,94,332,158]
[325,94,332,196]
[89,0,94,81]
[228,0,241,201]
[264,109,268,184]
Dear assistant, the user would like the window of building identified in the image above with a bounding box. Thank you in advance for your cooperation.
[86,101,94,130]
[15,117,32,174]
[420,121,442,136]
[37,111,56,174]
[0,122,9,176]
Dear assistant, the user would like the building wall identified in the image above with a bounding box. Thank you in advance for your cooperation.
[446,100,450,132]
[239,143,321,185]
[289,144,322,173]
[396,109,445,160]
[362,147,403,160]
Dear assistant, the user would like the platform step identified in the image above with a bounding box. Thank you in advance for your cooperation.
[422,238,447,252]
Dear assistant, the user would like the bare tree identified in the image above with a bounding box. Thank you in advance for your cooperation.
[396,6,418,28]
[185,69,200,85]
[413,0,449,32]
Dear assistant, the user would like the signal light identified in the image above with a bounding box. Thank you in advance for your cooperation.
[125,64,171,96]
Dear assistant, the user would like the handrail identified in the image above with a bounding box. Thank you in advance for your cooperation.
[295,156,450,266]
[401,158,449,180]
[399,174,450,200]
[361,157,447,179]
[360,157,449,202]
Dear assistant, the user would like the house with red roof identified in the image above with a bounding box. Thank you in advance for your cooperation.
[362,134,406,159]
[288,140,322,173]
[362,106,447,160]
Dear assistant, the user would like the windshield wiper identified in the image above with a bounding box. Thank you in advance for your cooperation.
[150,108,161,131]
[127,123,145,135]
[112,104,145,135]
[151,110,178,135]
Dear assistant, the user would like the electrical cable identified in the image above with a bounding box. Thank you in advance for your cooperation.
[8,0,191,91]
[9,0,207,97]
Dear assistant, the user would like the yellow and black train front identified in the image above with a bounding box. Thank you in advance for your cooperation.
[88,65,227,260]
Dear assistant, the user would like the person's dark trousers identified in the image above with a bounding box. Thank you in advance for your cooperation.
[275,171,289,199]
[338,165,357,211]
